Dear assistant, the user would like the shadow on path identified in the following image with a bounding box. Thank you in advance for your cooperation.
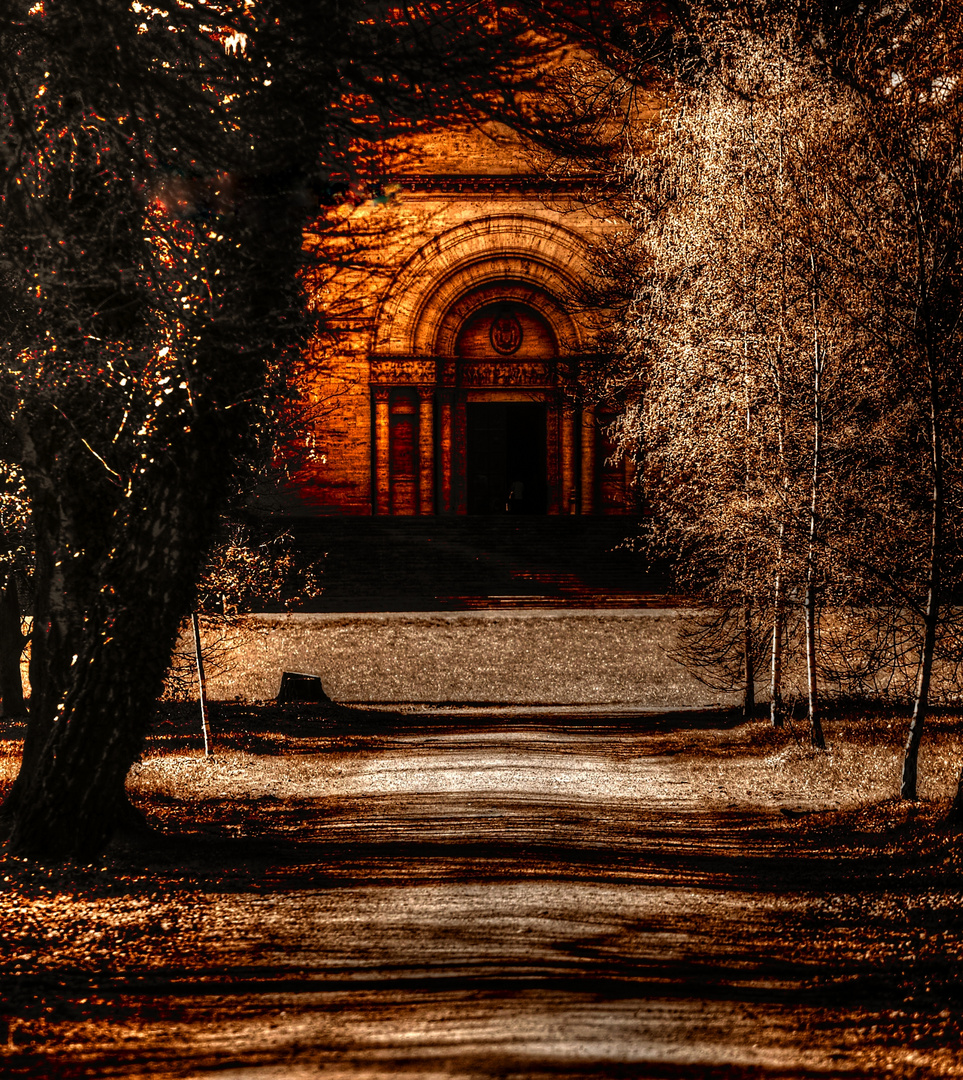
[1,705,961,1078]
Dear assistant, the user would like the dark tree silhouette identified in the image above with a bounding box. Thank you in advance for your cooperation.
[0,0,569,861]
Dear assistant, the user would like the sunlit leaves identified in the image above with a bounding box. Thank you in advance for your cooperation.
[603,6,963,711]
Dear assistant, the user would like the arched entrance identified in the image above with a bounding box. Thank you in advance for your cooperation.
[369,287,614,516]
[366,215,634,516]
[457,301,553,516]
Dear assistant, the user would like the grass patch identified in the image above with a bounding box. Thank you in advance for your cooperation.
[176,609,726,705]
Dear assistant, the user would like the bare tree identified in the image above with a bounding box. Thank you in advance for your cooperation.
[592,6,963,765]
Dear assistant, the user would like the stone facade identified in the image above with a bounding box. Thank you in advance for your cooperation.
[288,122,635,517]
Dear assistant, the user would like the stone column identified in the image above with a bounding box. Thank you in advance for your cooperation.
[417,387,435,515]
[373,387,391,515]
[560,403,576,515]
[580,406,596,515]
[439,391,453,514]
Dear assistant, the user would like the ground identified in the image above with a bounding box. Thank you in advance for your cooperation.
[1,613,963,1078]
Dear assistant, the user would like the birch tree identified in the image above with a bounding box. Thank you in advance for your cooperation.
[549,0,963,794]
[603,2,963,782]
[808,0,963,797]
[850,10,963,802]
[612,34,853,742]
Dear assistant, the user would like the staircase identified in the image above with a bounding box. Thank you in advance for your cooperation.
[272,516,670,612]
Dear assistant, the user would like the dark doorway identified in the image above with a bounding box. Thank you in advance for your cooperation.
[466,403,547,515]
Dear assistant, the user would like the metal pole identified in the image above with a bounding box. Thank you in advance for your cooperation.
[192,612,212,757]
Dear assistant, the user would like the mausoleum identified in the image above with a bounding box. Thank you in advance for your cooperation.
[286,122,636,520]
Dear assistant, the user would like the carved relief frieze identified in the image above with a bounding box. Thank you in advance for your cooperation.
[438,357,459,387]
[371,355,559,388]
[460,361,551,387]
[369,357,437,385]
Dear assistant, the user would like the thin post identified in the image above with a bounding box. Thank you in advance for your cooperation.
[192,612,212,757]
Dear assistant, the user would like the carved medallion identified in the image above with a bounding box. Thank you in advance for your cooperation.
[489,313,523,355]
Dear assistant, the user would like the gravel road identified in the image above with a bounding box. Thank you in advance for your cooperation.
[6,706,958,1078]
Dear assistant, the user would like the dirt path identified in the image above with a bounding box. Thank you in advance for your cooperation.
[2,707,962,1077]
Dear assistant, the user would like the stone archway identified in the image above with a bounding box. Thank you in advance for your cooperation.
[368,215,631,516]
[372,281,575,516]
[374,214,588,356]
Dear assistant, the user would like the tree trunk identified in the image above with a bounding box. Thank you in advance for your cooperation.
[192,612,212,758]
[770,537,785,729]
[902,589,938,800]
[743,595,755,719]
[806,252,826,751]
[0,575,25,718]
[0,481,81,822]
[771,135,788,733]
[804,579,825,749]
[770,351,788,730]
[6,439,229,861]
[903,361,943,801]
[740,330,755,722]
[3,146,307,860]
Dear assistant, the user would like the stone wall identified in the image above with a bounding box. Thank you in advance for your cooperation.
[282,118,639,517]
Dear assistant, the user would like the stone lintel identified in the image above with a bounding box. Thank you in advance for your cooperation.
[369,354,559,389]
[392,174,597,196]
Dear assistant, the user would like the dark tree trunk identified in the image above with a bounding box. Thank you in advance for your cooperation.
[0,476,82,822]
[0,575,25,718]
[902,592,938,801]
[6,443,227,861]
[4,175,305,860]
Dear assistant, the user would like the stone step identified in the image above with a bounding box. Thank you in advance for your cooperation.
[268,515,668,612]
